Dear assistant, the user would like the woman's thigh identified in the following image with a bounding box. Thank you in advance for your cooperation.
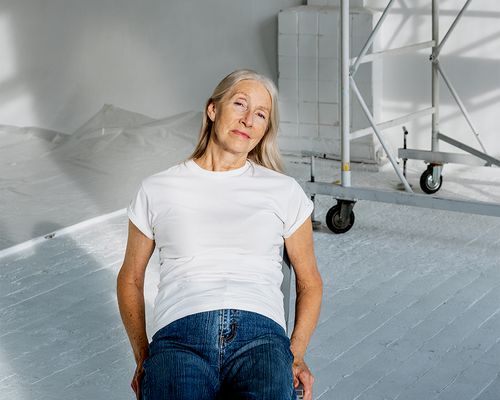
[141,344,218,400]
[220,312,296,400]
[141,312,220,400]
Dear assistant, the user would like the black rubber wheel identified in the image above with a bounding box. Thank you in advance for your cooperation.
[326,204,355,234]
[420,167,443,194]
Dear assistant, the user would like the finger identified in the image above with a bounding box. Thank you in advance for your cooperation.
[132,375,140,395]
[292,366,300,387]
[300,378,312,400]
[303,376,314,400]
[295,373,309,396]
[138,373,143,400]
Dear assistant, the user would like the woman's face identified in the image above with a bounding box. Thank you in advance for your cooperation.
[207,79,272,157]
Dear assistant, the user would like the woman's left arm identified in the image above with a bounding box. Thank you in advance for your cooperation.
[284,216,323,400]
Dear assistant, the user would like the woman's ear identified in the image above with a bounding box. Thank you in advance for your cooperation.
[207,102,216,122]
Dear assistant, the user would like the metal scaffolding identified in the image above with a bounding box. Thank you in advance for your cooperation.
[306,0,500,233]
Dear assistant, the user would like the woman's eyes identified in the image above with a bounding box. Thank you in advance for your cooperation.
[233,101,267,120]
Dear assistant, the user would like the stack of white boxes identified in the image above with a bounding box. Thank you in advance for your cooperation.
[277,1,382,163]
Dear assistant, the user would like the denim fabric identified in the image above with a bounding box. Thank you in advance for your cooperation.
[141,309,296,400]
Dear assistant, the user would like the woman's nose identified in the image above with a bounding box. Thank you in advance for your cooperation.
[241,110,253,127]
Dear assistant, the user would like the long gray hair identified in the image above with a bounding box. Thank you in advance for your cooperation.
[186,69,284,173]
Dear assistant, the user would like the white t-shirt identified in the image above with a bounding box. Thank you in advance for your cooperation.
[127,158,314,336]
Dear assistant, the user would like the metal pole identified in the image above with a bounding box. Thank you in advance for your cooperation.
[306,181,500,218]
[351,0,397,77]
[435,0,473,58]
[340,0,351,187]
[436,62,488,153]
[431,0,439,153]
[350,77,413,193]
[402,126,409,178]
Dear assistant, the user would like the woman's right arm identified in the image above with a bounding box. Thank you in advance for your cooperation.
[117,220,156,387]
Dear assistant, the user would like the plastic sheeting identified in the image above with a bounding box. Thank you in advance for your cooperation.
[0,105,200,250]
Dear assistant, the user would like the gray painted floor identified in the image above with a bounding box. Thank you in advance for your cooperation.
[1,154,500,400]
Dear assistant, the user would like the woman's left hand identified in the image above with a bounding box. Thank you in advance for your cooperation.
[292,357,314,400]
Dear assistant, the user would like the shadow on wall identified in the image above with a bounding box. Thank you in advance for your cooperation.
[257,13,279,76]
[0,1,169,133]
[0,221,136,399]
[0,0,301,134]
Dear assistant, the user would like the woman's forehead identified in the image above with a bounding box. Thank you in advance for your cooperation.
[227,80,271,105]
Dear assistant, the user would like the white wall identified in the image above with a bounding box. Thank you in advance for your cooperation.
[364,0,500,158]
[0,0,304,133]
[2,0,500,160]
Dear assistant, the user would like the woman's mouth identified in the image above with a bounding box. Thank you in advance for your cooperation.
[232,130,250,139]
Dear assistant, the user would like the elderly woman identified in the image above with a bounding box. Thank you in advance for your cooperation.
[117,69,323,400]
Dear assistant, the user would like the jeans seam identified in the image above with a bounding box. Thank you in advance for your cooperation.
[218,309,223,376]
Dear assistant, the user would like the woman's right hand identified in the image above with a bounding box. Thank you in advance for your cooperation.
[131,360,146,400]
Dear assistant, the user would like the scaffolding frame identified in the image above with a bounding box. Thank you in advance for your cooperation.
[306,0,500,233]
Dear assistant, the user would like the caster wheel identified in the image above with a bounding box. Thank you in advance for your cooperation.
[420,167,443,194]
[326,204,355,234]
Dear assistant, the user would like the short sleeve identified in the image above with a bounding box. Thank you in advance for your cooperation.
[127,183,155,240]
[283,179,314,238]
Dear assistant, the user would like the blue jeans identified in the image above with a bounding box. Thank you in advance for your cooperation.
[141,309,296,400]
